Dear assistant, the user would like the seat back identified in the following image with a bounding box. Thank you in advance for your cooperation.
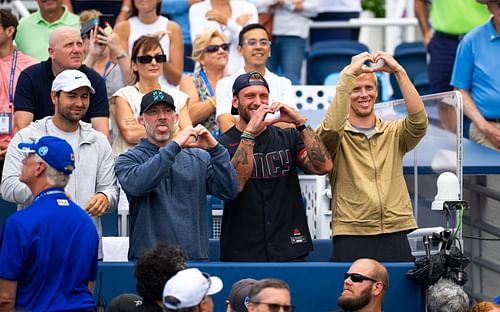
[390,41,429,99]
[307,40,369,85]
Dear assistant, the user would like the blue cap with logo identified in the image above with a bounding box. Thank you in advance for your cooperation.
[18,136,75,175]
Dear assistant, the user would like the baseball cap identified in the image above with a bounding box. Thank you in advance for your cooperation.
[140,90,176,115]
[228,278,257,312]
[52,69,95,94]
[163,268,223,310]
[18,136,75,175]
[108,293,144,312]
[231,71,269,115]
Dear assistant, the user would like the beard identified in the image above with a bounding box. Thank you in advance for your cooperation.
[337,286,372,311]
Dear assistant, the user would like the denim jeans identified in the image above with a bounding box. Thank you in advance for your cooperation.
[267,35,306,84]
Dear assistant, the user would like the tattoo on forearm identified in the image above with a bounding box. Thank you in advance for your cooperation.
[232,147,249,167]
[303,127,329,163]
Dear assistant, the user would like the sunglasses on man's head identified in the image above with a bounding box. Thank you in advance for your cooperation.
[136,54,167,64]
[344,272,378,283]
[251,302,295,312]
[203,43,230,53]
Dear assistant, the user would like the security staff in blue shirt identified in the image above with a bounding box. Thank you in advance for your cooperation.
[0,136,98,312]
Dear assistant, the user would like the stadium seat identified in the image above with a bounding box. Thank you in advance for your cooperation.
[307,40,369,85]
[390,41,429,99]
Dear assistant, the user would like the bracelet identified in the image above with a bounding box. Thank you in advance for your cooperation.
[296,122,309,132]
[207,96,216,109]
[120,5,131,13]
[115,53,127,61]
[241,131,255,141]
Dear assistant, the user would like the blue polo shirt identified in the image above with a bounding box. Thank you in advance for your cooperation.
[14,59,109,123]
[451,18,500,118]
[0,188,98,312]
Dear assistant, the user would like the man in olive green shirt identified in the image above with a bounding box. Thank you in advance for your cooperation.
[15,0,80,61]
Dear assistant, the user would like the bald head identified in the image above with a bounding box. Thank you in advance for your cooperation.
[48,26,83,74]
[351,258,389,293]
[49,26,80,49]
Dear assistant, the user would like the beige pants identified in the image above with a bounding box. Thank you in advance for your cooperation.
[469,121,500,151]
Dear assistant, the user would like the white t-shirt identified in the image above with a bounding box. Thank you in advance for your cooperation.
[215,68,293,118]
[189,0,258,74]
[318,0,362,13]
[128,16,173,88]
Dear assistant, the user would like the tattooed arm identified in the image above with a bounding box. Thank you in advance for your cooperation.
[231,139,255,192]
[298,125,333,175]
[270,102,333,175]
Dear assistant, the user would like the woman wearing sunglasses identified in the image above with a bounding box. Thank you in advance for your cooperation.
[180,30,229,136]
[114,0,183,87]
[110,35,191,159]
[189,0,258,74]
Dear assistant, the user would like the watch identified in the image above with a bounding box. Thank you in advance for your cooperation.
[296,122,309,132]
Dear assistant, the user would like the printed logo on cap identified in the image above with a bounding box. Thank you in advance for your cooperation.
[153,90,165,101]
[38,146,49,156]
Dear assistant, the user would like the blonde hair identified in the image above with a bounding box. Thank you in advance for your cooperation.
[191,29,227,62]
[79,9,101,26]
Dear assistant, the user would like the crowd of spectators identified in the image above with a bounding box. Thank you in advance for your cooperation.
[0,0,499,310]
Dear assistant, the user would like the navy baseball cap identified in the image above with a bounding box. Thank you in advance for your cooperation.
[18,136,75,175]
[140,90,176,114]
[231,71,269,115]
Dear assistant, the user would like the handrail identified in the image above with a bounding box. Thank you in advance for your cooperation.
[310,17,419,29]
[10,0,31,17]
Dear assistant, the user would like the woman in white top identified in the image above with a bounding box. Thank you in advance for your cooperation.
[189,0,258,74]
[110,35,190,159]
[115,0,183,87]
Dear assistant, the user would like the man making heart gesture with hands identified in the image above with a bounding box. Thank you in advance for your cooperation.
[317,51,429,262]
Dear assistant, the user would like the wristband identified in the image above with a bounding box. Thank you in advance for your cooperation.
[241,131,255,141]
[296,122,309,132]
[121,5,131,13]
[207,97,216,109]
[115,53,127,61]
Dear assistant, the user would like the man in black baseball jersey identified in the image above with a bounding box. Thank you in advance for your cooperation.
[218,72,333,261]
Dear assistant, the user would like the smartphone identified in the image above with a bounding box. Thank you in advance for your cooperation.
[98,15,114,35]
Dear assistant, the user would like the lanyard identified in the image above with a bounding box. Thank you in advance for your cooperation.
[102,60,112,80]
[8,49,18,109]
[199,69,215,97]
[33,188,66,203]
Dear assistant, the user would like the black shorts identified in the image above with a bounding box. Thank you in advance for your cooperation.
[331,231,414,262]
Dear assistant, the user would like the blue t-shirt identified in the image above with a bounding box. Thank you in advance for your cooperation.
[14,59,109,122]
[0,188,98,312]
[451,18,500,118]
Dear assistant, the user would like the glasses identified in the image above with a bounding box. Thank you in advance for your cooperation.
[344,272,378,283]
[252,302,295,312]
[136,54,167,64]
[243,39,271,47]
[203,43,230,53]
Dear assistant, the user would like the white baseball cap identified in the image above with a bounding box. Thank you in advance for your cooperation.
[163,268,223,310]
[52,69,95,94]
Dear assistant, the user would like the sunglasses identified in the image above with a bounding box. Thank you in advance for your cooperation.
[252,302,295,312]
[203,43,230,53]
[136,54,167,64]
[344,272,378,283]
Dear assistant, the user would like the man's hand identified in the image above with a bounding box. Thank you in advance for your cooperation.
[245,104,273,135]
[480,123,500,149]
[172,125,198,147]
[423,31,434,48]
[269,102,307,126]
[344,52,376,76]
[184,125,218,150]
[85,193,109,217]
[371,51,405,74]
[236,13,253,26]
